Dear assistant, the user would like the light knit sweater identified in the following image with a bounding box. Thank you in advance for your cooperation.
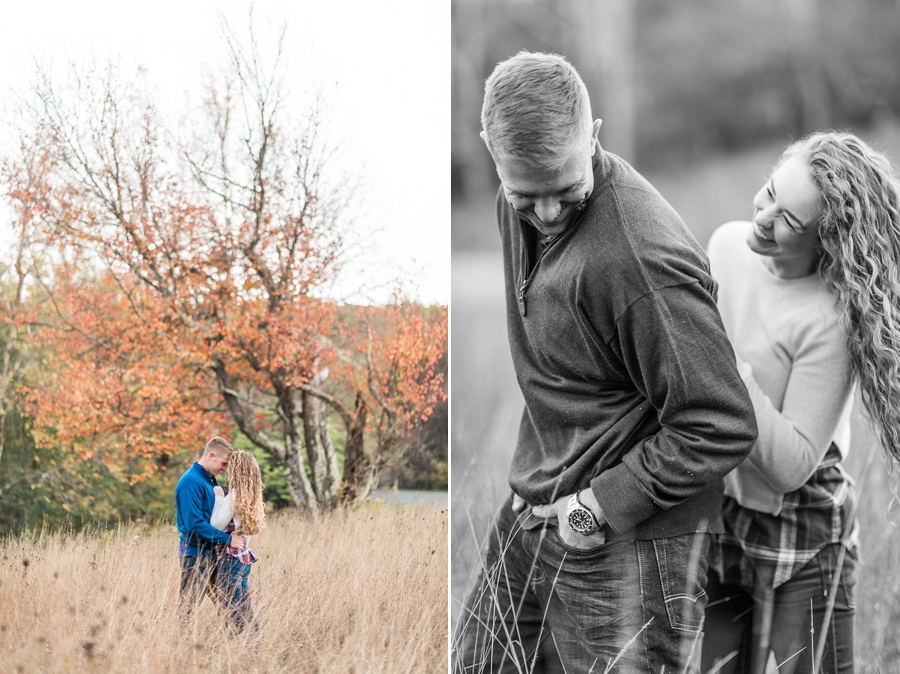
[708,221,854,515]
[210,491,251,546]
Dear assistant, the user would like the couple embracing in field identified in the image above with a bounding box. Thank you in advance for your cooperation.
[175,437,266,633]
[454,52,900,673]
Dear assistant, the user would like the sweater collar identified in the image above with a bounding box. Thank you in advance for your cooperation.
[192,461,218,486]
[587,140,613,203]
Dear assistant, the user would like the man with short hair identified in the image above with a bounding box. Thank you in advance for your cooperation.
[453,52,757,673]
[176,436,245,613]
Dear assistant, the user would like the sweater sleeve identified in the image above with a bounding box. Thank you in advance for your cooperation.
[177,479,232,545]
[734,321,853,493]
[591,283,758,533]
[210,491,236,531]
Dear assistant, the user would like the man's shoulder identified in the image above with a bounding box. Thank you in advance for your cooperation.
[587,156,692,242]
[175,464,202,492]
[614,181,689,240]
[603,153,668,203]
[578,170,708,285]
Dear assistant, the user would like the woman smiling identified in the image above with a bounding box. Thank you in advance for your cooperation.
[702,131,900,673]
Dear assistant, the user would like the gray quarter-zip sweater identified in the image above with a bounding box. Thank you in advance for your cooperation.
[499,146,757,537]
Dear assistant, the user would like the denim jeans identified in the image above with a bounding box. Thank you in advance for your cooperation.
[702,543,856,674]
[180,555,219,617]
[217,556,259,633]
[453,495,710,674]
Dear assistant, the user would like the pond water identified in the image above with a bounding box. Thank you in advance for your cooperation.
[370,490,448,508]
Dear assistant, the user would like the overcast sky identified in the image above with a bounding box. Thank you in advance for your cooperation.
[0,0,448,305]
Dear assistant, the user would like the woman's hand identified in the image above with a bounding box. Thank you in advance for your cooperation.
[213,486,225,497]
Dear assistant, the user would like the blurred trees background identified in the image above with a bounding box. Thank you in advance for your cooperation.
[0,25,447,534]
[452,0,900,247]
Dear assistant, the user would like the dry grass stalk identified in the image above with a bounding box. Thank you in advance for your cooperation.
[811,442,876,673]
[1,503,447,673]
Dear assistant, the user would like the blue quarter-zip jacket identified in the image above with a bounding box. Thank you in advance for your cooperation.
[175,462,232,556]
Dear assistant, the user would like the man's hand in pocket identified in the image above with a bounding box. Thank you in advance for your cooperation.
[532,491,607,550]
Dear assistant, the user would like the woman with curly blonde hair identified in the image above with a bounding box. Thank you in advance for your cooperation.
[211,449,266,633]
[701,131,900,673]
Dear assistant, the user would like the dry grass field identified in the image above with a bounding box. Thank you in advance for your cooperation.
[2,503,447,673]
[451,124,900,670]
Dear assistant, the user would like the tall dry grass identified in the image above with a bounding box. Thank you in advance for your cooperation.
[2,503,447,673]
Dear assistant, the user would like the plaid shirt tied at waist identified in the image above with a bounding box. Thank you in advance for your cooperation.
[712,443,858,591]
[221,519,259,565]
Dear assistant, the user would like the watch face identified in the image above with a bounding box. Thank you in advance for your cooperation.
[568,507,595,534]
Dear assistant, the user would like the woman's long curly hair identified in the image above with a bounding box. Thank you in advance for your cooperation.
[782,131,900,472]
[229,450,266,535]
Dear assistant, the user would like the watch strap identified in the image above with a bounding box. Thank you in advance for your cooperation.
[575,488,595,517]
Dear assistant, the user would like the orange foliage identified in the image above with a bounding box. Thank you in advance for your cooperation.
[23,268,227,480]
[4,56,447,506]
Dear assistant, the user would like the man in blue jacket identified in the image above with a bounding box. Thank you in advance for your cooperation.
[176,436,245,613]
[453,52,757,673]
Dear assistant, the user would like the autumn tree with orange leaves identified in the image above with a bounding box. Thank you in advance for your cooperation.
[2,24,446,514]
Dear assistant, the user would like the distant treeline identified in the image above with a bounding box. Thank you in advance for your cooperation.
[0,385,447,535]
[452,0,900,199]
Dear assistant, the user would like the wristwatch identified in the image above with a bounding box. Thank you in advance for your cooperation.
[565,490,601,536]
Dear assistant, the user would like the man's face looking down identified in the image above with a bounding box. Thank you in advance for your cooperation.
[205,450,230,476]
[489,119,600,239]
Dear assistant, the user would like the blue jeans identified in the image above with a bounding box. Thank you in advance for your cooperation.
[702,543,856,674]
[217,555,259,633]
[453,495,710,674]
[180,555,218,616]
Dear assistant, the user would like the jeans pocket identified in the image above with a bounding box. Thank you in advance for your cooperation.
[551,526,607,556]
[522,514,607,556]
[653,534,710,633]
[841,557,857,611]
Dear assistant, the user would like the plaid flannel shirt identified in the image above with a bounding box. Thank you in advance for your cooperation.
[712,444,858,591]
[220,519,259,565]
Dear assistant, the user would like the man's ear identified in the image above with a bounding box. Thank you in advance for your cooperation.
[590,119,603,156]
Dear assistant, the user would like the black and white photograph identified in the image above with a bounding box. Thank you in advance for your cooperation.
[451,2,900,672]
